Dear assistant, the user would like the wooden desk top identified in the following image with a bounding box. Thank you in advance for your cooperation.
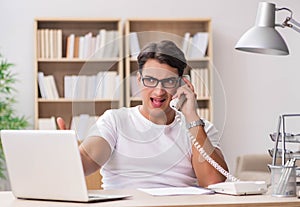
[0,189,299,207]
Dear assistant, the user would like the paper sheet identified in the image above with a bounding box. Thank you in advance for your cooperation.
[138,186,214,196]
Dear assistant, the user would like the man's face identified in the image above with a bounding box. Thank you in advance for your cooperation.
[138,59,180,119]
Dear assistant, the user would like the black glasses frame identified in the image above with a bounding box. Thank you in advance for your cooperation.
[139,71,181,89]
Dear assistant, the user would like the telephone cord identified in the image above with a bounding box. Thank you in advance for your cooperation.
[175,114,240,182]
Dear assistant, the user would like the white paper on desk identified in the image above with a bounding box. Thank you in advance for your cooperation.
[138,187,214,196]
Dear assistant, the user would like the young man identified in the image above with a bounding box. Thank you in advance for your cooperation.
[57,40,228,189]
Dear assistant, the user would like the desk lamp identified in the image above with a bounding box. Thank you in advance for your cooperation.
[235,2,300,55]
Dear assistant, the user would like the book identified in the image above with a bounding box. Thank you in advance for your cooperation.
[202,68,209,97]
[190,68,209,98]
[57,29,62,58]
[182,32,191,56]
[129,32,140,58]
[114,75,120,99]
[36,30,41,59]
[102,71,117,99]
[95,71,105,99]
[66,34,75,59]
[37,72,46,98]
[111,30,119,58]
[43,76,54,99]
[86,75,96,99]
[64,75,73,99]
[190,68,201,97]
[44,29,49,58]
[48,75,59,99]
[97,29,107,58]
[90,36,97,57]
[103,30,115,58]
[38,116,57,130]
[83,32,92,58]
[73,75,87,100]
[40,29,45,58]
[49,29,54,59]
[52,29,57,58]
[188,32,209,58]
[74,36,80,58]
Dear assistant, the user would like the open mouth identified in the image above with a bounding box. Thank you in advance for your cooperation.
[150,97,166,108]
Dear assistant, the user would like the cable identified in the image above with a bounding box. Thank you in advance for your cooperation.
[175,114,240,182]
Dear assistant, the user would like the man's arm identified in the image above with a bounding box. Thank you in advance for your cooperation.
[56,117,111,176]
[174,78,228,187]
[189,123,228,187]
[79,136,111,176]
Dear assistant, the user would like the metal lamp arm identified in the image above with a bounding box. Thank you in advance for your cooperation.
[287,18,300,33]
[276,7,300,33]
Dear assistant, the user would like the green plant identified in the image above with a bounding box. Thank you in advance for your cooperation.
[0,54,29,179]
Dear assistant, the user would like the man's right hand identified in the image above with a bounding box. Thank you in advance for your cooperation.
[56,117,67,130]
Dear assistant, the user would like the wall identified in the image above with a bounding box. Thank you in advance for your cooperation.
[0,0,299,173]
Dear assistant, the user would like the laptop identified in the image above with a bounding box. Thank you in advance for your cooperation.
[1,130,130,202]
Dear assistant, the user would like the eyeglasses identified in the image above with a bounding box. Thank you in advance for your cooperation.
[140,73,180,89]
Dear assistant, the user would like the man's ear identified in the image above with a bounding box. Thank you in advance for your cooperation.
[136,71,141,84]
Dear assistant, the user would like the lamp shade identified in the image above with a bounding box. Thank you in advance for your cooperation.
[235,26,289,55]
[235,2,289,55]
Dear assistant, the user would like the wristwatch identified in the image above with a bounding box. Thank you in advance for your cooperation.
[187,119,205,129]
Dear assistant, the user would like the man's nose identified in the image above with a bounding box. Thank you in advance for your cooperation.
[154,82,166,93]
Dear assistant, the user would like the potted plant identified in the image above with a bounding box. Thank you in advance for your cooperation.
[0,53,29,181]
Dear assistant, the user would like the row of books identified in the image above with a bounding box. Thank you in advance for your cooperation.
[66,29,119,59]
[37,29,63,59]
[36,29,120,59]
[190,68,210,98]
[38,71,120,100]
[38,72,59,99]
[37,30,207,60]
[128,32,209,59]
[64,71,120,100]
[38,114,98,141]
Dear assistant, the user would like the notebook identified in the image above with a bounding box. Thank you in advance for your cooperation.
[1,130,130,202]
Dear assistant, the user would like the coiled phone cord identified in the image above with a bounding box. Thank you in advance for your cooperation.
[175,114,240,182]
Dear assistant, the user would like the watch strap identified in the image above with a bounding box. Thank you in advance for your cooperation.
[187,119,205,129]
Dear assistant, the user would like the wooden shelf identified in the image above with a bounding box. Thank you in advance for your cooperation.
[34,18,123,129]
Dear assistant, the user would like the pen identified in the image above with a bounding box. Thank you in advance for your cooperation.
[276,158,296,195]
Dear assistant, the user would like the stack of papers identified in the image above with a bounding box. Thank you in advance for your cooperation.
[138,187,214,196]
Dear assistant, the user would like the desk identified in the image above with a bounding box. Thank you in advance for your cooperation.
[0,190,299,207]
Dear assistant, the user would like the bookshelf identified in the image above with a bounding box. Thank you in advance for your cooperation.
[34,18,123,130]
[124,18,214,121]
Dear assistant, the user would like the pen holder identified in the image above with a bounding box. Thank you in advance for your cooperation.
[268,164,297,197]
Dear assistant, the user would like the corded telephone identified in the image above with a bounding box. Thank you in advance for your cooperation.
[169,76,267,195]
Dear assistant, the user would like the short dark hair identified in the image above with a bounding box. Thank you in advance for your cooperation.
[137,40,187,76]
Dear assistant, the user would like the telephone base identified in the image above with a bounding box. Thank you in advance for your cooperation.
[207,181,268,195]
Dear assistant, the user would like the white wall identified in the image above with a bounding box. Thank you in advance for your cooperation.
[0,0,299,173]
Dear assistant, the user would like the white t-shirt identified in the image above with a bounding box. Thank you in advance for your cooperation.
[86,106,220,189]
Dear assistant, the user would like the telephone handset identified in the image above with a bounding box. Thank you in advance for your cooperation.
[169,95,186,111]
[169,75,267,195]
[170,75,189,111]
